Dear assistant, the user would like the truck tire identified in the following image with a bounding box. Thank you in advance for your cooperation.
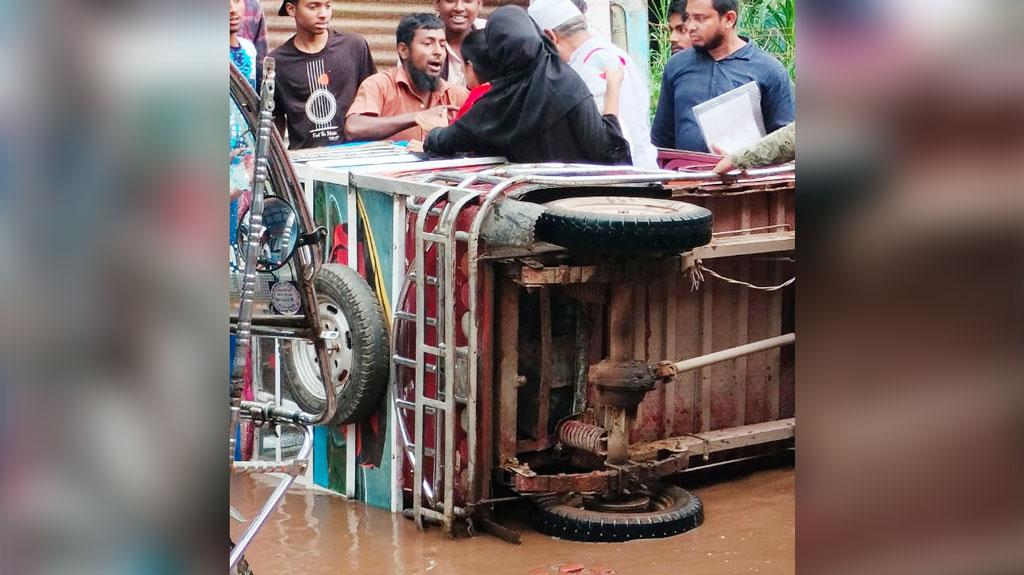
[530,483,703,542]
[282,264,390,425]
[534,196,712,253]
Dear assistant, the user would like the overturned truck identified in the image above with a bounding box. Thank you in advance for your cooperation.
[305,154,798,543]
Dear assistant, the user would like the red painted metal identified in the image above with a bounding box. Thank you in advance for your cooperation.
[395,200,485,507]
[655,148,722,171]
[383,158,794,506]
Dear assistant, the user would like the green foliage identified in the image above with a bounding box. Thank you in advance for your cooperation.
[739,0,796,80]
[648,0,796,116]
[648,0,675,114]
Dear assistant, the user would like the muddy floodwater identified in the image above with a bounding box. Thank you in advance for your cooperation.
[231,453,794,574]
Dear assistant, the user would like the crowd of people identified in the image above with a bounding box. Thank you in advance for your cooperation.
[230,0,796,171]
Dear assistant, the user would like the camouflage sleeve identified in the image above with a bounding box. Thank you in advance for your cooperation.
[730,122,795,169]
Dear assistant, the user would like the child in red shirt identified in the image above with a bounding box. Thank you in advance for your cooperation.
[453,29,493,120]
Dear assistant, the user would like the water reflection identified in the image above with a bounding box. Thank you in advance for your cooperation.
[230,457,793,575]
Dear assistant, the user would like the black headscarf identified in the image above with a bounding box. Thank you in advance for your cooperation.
[452,6,592,149]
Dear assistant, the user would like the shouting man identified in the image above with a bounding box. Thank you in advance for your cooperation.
[345,13,469,143]
[270,0,376,149]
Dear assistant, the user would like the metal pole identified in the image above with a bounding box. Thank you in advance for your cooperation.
[606,283,633,465]
[231,60,275,399]
[230,425,313,570]
[605,408,629,466]
[608,284,633,363]
[274,338,282,465]
[672,333,795,375]
[229,324,316,340]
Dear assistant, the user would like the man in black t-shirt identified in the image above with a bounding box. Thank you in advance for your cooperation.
[271,0,377,149]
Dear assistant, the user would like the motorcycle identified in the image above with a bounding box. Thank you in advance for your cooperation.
[227,59,390,573]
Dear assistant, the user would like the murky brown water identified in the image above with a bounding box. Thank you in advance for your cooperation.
[231,455,794,575]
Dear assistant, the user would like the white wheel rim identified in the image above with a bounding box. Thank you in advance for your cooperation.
[292,298,353,401]
[546,196,691,216]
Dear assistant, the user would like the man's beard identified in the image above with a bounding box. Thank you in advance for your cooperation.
[405,60,439,92]
[693,30,726,54]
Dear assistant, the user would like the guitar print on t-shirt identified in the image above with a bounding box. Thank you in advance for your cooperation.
[304,59,340,141]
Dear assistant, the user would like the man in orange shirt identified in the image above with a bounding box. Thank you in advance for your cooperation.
[345,13,469,143]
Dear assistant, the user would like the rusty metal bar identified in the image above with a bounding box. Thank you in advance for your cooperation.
[536,290,552,443]
[497,276,519,464]
[229,323,315,340]
[604,282,635,466]
[478,264,495,503]
[230,314,309,327]
[605,408,629,465]
[608,284,633,363]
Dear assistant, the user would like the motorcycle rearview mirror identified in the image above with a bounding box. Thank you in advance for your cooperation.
[237,196,301,272]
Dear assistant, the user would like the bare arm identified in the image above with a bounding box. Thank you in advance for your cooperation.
[343,112,418,142]
[602,64,624,117]
[344,105,456,142]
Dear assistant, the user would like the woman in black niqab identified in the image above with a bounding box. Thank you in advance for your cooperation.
[423,6,631,164]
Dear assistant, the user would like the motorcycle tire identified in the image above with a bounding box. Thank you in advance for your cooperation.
[282,264,390,425]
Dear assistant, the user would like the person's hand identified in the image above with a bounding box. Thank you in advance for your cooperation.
[709,142,736,175]
[415,105,459,133]
[407,139,425,153]
[603,62,624,88]
[712,155,736,175]
[601,61,625,117]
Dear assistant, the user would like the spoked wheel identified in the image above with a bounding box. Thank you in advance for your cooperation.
[534,196,713,253]
[282,264,389,425]
[530,483,703,542]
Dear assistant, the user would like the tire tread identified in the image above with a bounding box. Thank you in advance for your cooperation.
[529,485,704,542]
[534,199,713,253]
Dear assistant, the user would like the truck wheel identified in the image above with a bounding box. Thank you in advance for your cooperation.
[534,196,712,253]
[282,264,389,425]
[530,483,703,542]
